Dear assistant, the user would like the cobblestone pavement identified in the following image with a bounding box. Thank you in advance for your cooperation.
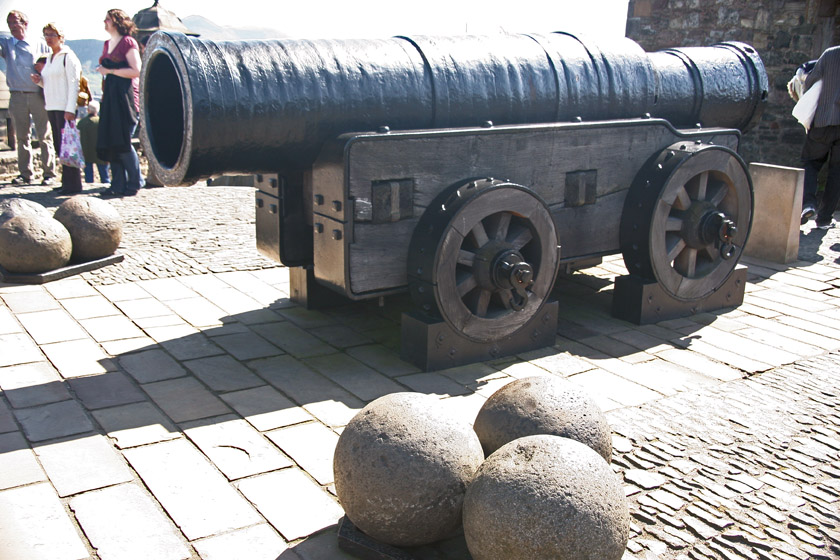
[0,180,279,284]
[612,356,840,560]
[1,177,840,560]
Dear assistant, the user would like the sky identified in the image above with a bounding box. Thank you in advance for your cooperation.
[4,0,630,41]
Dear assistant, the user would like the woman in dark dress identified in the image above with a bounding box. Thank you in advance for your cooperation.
[96,8,144,197]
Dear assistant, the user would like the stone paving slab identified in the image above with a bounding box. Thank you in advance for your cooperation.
[236,468,345,541]
[192,523,291,560]
[0,431,47,490]
[182,414,294,480]
[70,483,192,560]
[123,438,264,540]
[0,361,71,408]
[34,434,134,497]
[2,180,840,559]
[92,401,182,449]
[0,483,90,560]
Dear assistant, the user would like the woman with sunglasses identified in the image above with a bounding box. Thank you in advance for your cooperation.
[30,22,83,195]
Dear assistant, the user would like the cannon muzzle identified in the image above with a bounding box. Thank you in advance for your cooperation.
[141,31,767,186]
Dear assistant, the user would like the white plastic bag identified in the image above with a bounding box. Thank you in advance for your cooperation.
[59,121,85,168]
[792,79,822,131]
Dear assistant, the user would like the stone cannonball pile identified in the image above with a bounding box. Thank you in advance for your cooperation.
[333,376,629,560]
[54,197,123,261]
[0,199,71,273]
[463,435,629,560]
[0,198,54,223]
[0,215,72,273]
[0,197,122,274]
[473,375,613,461]
[333,392,484,547]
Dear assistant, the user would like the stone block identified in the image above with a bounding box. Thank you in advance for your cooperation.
[0,431,47,490]
[266,421,339,485]
[34,434,134,497]
[0,483,89,560]
[182,414,292,480]
[236,468,344,541]
[123,439,263,540]
[744,163,803,264]
[70,483,191,560]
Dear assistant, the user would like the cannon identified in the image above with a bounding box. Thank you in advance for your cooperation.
[140,31,768,370]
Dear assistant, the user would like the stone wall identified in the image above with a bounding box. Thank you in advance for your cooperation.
[626,0,839,168]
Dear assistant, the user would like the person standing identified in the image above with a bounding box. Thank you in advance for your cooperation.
[31,23,83,195]
[96,8,144,197]
[800,45,840,229]
[78,100,110,184]
[0,10,57,186]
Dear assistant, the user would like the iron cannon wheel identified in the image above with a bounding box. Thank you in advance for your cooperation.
[620,143,752,301]
[408,179,560,343]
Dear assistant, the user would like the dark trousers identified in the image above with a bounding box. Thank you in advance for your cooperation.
[84,162,110,183]
[109,145,144,195]
[801,125,840,223]
[48,111,83,192]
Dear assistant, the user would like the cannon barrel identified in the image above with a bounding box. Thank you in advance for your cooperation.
[141,31,767,186]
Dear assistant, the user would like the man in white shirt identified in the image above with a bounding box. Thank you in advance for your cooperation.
[800,46,840,229]
[0,10,57,186]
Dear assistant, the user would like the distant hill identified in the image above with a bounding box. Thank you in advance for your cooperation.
[1,18,290,100]
[67,39,107,98]
[181,16,289,41]
[0,36,105,98]
[68,39,105,64]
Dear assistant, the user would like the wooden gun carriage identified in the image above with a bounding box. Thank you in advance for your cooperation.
[140,31,768,370]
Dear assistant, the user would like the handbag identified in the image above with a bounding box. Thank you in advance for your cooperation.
[62,54,91,107]
[77,75,92,107]
[59,121,85,168]
[792,79,822,131]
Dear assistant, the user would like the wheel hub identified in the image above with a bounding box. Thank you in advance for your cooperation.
[492,250,534,311]
[472,243,535,311]
[682,201,738,259]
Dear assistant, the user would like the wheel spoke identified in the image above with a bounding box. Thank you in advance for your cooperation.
[457,250,476,267]
[498,289,514,310]
[695,171,709,201]
[470,221,490,248]
[666,237,687,263]
[457,274,477,298]
[709,183,728,207]
[665,216,683,232]
[493,213,512,241]
[673,186,692,211]
[507,227,533,251]
[474,289,492,317]
[674,247,698,277]
[700,245,717,262]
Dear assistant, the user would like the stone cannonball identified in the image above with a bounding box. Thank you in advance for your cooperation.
[333,392,485,547]
[53,196,122,261]
[473,376,612,462]
[0,215,72,273]
[0,198,53,225]
[463,435,630,560]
